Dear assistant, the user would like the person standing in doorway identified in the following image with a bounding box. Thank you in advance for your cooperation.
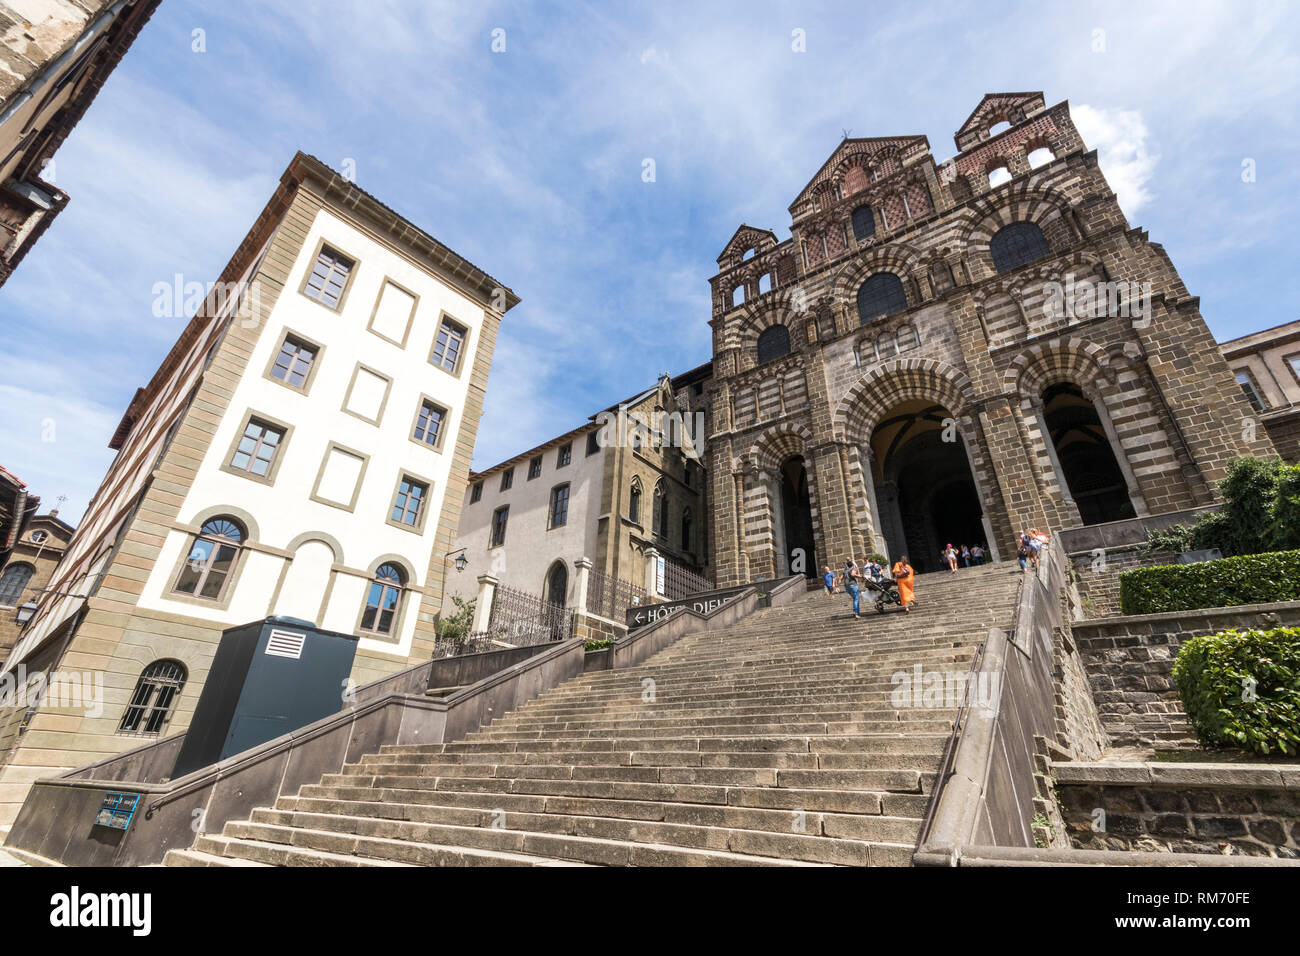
[892,555,915,612]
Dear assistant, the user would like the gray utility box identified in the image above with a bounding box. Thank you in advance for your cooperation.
[172,616,359,778]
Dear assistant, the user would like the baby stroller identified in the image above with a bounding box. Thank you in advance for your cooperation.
[861,573,903,614]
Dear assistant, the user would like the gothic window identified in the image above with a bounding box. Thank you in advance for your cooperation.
[990,222,1052,273]
[856,273,908,325]
[851,205,875,242]
[757,325,791,364]
[629,479,642,524]
[172,517,244,601]
[653,481,668,538]
[119,660,186,736]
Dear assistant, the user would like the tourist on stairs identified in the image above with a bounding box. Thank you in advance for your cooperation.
[843,557,862,618]
[891,555,915,612]
[822,565,836,598]
[943,543,958,573]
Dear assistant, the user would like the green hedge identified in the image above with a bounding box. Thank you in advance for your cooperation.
[1118,549,1300,615]
[1172,626,1300,756]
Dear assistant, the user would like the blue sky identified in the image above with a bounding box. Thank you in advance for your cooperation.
[1,0,1297,524]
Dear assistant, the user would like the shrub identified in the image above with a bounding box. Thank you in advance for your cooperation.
[1143,457,1300,557]
[1172,626,1300,756]
[1119,549,1300,615]
[435,596,475,643]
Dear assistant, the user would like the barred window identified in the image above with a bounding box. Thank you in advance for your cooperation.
[856,273,908,325]
[990,222,1051,273]
[303,246,353,309]
[119,660,186,736]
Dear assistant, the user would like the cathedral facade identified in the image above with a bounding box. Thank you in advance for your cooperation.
[705,91,1275,580]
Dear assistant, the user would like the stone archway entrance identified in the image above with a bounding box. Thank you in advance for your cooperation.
[1041,383,1136,525]
[777,455,817,577]
[870,400,988,573]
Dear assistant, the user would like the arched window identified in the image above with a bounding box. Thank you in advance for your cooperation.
[0,562,35,607]
[988,120,1011,137]
[172,517,244,601]
[732,285,745,307]
[757,325,791,364]
[990,222,1052,274]
[360,563,405,637]
[545,561,568,607]
[856,273,908,325]
[987,165,1011,188]
[1027,146,1054,169]
[119,660,186,736]
[629,479,643,524]
[681,509,693,551]
[758,273,772,295]
[851,205,875,242]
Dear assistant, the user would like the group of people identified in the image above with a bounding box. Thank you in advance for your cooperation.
[939,543,987,572]
[823,556,915,618]
[1016,528,1050,572]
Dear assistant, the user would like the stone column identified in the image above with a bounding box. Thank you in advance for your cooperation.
[573,557,592,612]
[643,547,662,600]
[471,574,498,634]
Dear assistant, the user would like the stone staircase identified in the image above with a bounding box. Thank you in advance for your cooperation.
[165,562,1024,867]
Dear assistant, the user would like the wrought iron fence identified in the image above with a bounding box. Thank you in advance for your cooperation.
[661,556,714,600]
[432,584,575,658]
[586,567,646,621]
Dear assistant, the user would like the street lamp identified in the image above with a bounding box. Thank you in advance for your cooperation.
[449,548,468,573]
[15,601,37,625]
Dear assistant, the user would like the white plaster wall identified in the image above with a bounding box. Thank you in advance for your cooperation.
[448,440,604,607]
[135,207,489,658]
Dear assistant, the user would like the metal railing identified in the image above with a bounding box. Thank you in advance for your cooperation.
[661,556,713,600]
[586,567,646,621]
[433,584,575,658]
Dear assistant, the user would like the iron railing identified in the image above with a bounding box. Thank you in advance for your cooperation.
[586,567,646,621]
[432,584,575,658]
[661,556,713,600]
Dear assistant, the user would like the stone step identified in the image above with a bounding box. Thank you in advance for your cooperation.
[464,720,954,740]
[221,817,830,867]
[354,749,941,771]
[243,808,908,867]
[403,732,951,756]
[161,848,271,867]
[192,830,582,867]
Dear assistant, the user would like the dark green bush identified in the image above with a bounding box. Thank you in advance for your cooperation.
[1119,549,1300,615]
[1172,626,1300,756]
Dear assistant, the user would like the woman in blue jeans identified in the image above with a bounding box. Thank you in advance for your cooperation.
[843,558,862,618]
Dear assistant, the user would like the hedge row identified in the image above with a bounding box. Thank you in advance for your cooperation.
[1118,549,1300,615]
[1172,626,1300,756]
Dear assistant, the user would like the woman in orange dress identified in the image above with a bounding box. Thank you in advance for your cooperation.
[892,555,915,612]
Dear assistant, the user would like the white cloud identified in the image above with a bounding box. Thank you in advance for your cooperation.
[1071,104,1159,217]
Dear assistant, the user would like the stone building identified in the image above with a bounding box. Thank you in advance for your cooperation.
[0,508,73,663]
[0,152,518,824]
[448,364,712,632]
[0,0,161,287]
[1219,319,1300,464]
[704,91,1276,581]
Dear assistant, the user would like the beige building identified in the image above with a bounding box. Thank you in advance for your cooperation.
[448,364,713,634]
[0,0,161,287]
[1219,319,1300,464]
[0,152,518,824]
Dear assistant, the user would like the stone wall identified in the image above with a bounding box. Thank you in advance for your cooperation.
[1068,546,1178,618]
[1071,601,1300,749]
[1054,762,1300,859]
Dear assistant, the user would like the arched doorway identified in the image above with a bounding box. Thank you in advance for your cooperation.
[870,400,988,572]
[778,455,817,577]
[1041,383,1135,525]
[544,561,568,607]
